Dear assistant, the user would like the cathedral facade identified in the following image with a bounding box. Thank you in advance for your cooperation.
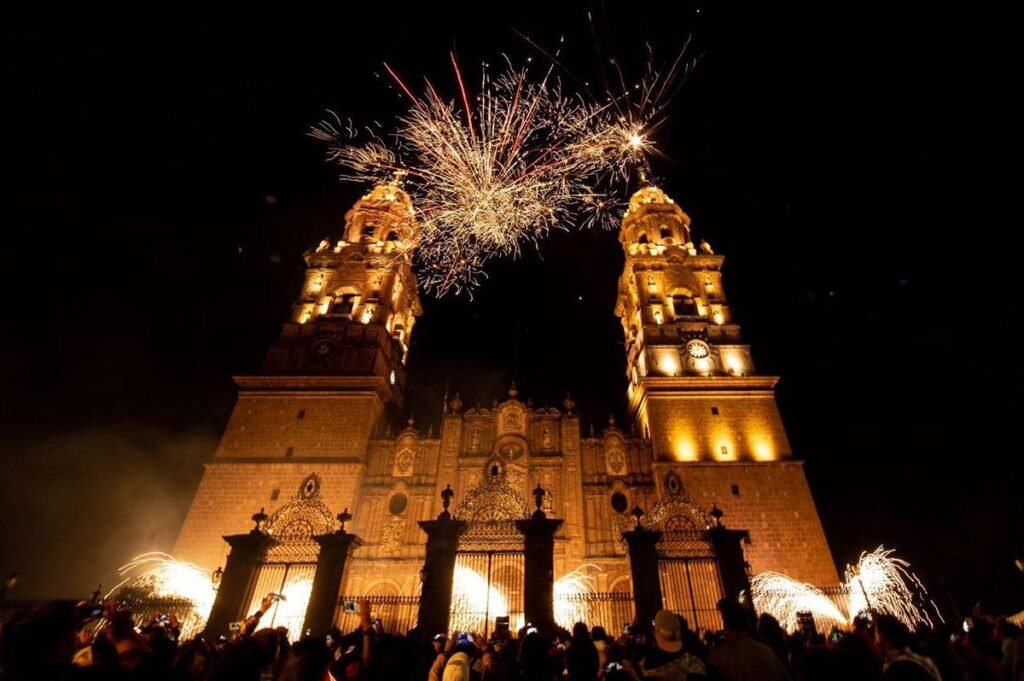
[173,179,838,633]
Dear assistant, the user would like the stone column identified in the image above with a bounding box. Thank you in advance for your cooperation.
[707,525,751,602]
[416,518,466,635]
[622,524,663,634]
[515,516,563,633]
[303,509,362,638]
[204,517,277,639]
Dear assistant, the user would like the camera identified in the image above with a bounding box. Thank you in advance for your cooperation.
[343,600,359,614]
[229,621,243,633]
[158,614,170,623]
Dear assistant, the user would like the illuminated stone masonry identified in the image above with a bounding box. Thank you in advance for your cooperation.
[174,179,839,633]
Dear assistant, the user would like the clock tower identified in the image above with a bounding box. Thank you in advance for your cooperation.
[615,182,837,585]
[172,177,422,572]
[263,177,422,408]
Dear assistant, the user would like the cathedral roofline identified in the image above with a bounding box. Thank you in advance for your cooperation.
[233,375,392,398]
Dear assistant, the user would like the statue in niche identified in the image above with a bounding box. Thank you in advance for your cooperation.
[542,427,553,449]
[316,238,330,253]
[470,429,481,450]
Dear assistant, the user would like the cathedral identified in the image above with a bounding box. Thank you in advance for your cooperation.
[173,177,838,638]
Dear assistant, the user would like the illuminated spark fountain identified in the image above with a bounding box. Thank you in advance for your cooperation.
[749,572,848,633]
[751,546,941,632]
[846,546,939,629]
[109,553,216,640]
[554,564,601,629]
[263,577,314,642]
[449,564,509,634]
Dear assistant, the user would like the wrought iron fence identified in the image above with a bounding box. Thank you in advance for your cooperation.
[335,594,420,635]
[554,591,634,632]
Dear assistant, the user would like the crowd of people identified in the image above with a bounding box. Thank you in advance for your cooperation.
[1,593,1021,681]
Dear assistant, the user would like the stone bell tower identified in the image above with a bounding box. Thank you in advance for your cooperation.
[614,182,838,586]
[173,177,422,573]
[263,177,422,408]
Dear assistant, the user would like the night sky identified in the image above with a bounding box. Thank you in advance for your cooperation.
[2,5,1020,617]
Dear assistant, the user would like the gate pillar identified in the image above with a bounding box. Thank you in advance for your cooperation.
[204,508,278,639]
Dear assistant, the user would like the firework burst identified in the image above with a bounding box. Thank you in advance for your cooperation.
[311,41,695,296]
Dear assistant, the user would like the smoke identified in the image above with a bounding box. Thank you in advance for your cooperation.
[0,425,217,598]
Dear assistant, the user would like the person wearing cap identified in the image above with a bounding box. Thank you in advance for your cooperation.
[640,609,707,679]
[442,632,477,681]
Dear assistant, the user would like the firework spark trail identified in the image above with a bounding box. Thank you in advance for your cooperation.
[846,546,941,629]
[311,48,691,296]
[751,545,942,632]
[553,564,601,629]
[750,571,848,632]
[109,552,216,640]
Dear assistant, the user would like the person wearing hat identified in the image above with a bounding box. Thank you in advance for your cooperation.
[640,609,706,679]
[442,632,477,681]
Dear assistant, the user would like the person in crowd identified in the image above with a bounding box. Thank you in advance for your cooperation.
[565,622,599,681]
[517,627,556,681]
[591,626,610,671]
[639,609,706,680]
[278,637,332,681]
[480,630,514,681]
[755,614,789,671]
[707,599,788,681]
[427,633,448,681]
[874,614,942,681]
[441,632,477,681]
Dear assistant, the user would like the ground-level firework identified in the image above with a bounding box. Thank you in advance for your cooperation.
[750,547,942,633]
[170,177,843,636]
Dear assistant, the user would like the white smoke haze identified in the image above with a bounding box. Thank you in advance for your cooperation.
[0,425,217,598]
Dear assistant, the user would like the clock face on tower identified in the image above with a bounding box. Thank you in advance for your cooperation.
[686,340,710,359]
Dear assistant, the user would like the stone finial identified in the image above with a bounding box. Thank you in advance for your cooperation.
[532,482,546,519]
[450,392,463,414]
[407,414,415,428]
[337,507,352,533]
[608,414,616,428]
[439,484,454,520]
[508,381,518,399]
[251,507,269,534]
[710,504,725,528]
[631,505,645,528]
[563,393,575,414]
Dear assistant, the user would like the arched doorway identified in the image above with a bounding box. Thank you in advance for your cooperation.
[450,460,530,636]
[644,474,724,630]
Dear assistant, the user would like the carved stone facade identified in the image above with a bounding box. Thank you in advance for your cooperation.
[173,180,839,613]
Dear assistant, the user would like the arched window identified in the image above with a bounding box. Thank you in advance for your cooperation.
[672,294,697,317]
[333,294,357,316]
